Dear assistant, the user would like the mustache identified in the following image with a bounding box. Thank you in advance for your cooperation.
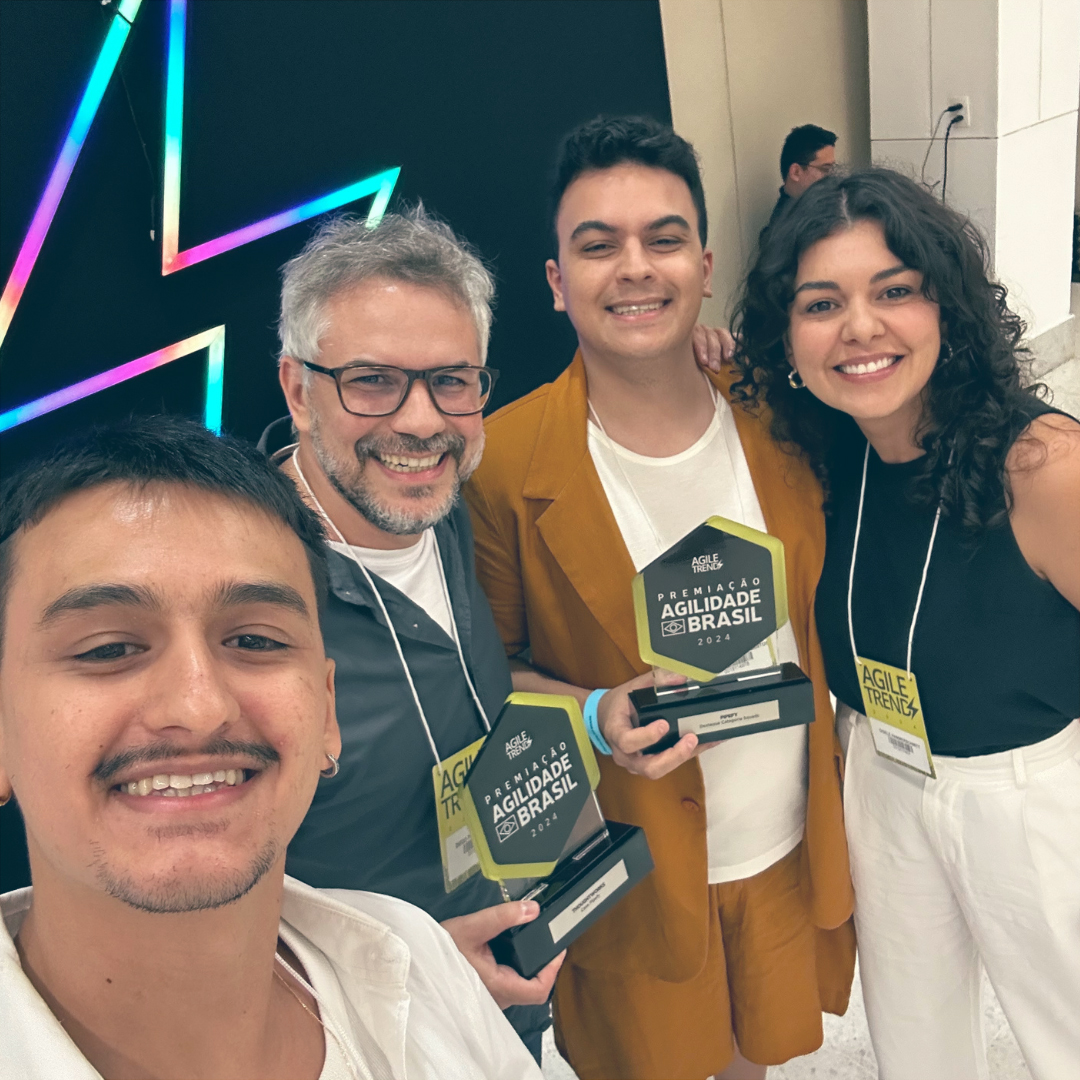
[353,430,467,463]
[93,737,281,785]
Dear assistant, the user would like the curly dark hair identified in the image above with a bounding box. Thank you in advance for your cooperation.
[730,167,1045,532]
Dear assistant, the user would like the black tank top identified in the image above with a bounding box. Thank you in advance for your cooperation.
[816,400,1080,756]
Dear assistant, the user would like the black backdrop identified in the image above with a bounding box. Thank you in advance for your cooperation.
[0,0,670,892]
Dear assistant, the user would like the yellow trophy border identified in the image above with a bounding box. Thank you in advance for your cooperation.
[632,515,789,681]
[461,691,601,882]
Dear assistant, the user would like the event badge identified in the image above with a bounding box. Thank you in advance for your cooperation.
[433,735,486,892]
[847,442,945,781]
[856,656,935,778]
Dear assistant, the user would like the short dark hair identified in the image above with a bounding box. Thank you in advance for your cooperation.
[779,124,837,181]
[549,115,708,253]
[0,417,329,652]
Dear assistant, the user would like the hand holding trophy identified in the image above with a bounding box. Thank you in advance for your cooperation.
[628,516,815,750]
[589,669,705,779]
[460,694,653,978]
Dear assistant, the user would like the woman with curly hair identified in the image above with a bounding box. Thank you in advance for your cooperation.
[729,168,1079,1080]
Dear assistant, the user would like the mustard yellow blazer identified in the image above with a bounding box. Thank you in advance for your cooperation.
[465,354,854,1003]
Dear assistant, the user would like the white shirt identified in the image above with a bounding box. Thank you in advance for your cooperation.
[0,877,542,1080]
[330,529,454,640]
[588,394,808,883]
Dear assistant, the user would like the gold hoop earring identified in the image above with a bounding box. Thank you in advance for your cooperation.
[788,368,806,390]
[0,792,12,808]
[320,752,340,779]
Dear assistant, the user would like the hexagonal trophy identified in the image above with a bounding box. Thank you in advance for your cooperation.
[629,516,815,753]
[461,693,653,977]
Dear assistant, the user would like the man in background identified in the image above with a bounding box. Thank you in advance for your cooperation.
[762,124,837,238]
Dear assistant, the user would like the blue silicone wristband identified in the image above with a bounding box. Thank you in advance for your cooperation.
[584,688,613,755]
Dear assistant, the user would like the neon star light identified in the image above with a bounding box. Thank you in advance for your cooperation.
[0,326,225,434]
[161,0,399,274]
[0,0,143,348]
[1,0,400,434]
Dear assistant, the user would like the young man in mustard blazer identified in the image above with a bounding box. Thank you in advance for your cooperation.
[464,117,855,1080]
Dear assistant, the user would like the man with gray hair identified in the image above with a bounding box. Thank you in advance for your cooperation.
[260,207,555,1061]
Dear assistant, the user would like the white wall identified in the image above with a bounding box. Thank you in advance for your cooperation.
[867,0,1080,338]
[868,0,999,245]
[995,0,1080,333]
[658,0,742,328]
[998,113,1078,333]
[722,0,871,263]
[661,0,871,323]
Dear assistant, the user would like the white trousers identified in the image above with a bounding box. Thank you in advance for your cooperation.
[838,705,1080,1080]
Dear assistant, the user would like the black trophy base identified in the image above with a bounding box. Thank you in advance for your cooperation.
[629,661,814,754]
[490,821,653,979]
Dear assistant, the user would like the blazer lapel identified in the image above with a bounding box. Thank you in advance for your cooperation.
[710,367,801,539]
[715,367,823,655]
[520,359,814,673]
[525,355,643,670]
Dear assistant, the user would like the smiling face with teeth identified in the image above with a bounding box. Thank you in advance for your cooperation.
[788,219,943,456]
[0,482,339,914]
[280,278,486,549]
[546,163,713,369]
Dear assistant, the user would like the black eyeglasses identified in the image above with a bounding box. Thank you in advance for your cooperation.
[302,361,499,417]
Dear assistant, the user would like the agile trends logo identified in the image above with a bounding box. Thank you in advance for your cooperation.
[0,0,399,434]
[692,554,723,574]
[505,732,533,760]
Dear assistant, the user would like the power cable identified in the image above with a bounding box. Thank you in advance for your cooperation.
[921,102,965,188]
[941,113,964,203]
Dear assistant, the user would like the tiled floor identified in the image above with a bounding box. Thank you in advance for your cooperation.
[768,964,1032,1080]
[541,961,1034,1080]
[541,358,1080,1080]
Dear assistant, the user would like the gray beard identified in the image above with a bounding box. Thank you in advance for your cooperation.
[309,417,484,536]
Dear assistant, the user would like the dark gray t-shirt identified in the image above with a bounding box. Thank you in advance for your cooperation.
[280,490,547,1045]
[286,501,509,918]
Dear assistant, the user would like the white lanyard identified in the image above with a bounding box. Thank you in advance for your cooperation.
[847,442,943,675]
[292,450,490,767]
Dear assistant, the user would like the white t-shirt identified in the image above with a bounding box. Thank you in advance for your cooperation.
[588,395,808,884]
[330,529,454,640]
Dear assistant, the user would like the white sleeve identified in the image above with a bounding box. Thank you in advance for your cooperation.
[415,916,546,1080]
[322,890,544,1080]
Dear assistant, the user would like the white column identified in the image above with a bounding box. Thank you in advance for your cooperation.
[661,0,871,320]
[659,0,743,328]
[867,0,1079,348]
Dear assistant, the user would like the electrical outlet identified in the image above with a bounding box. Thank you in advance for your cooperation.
[947,95,971,129]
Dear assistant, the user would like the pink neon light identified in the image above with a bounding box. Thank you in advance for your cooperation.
[0,326,223,433]
[163,170,400,273]
[161,0,398,275]
[0,0,143,349]
[2,0,399,436]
